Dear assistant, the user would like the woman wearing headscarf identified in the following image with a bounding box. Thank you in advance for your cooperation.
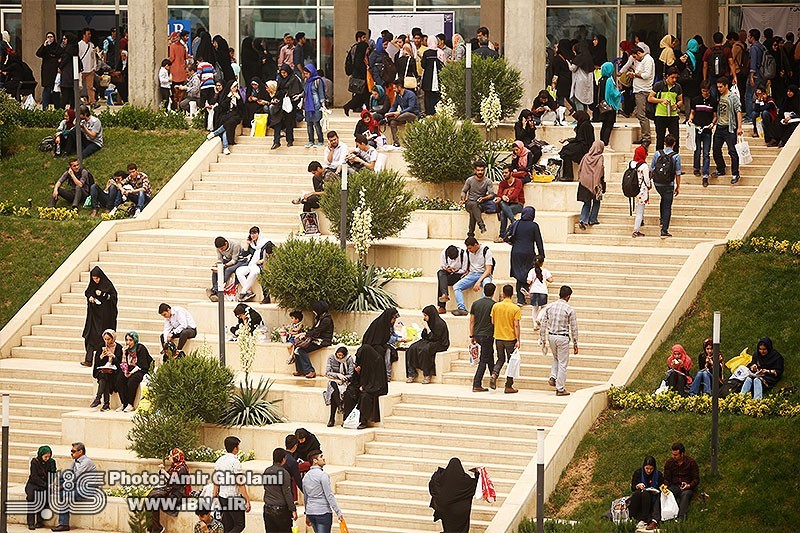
[207,79,241,155]
[324,346,354,427]
[428,457,479,533]
[591,34,608,69]
[596,62,621,145]
[240,36,261,85]
[657,34,677,81]
[629,456,663,529]
[664,344,693,395]
[362,307,400,379]
[53,108,76,156]
[265,78,282,130]
[355,344,389,429]
[515,109,537,147]
[506,206,545,304]
[25,445,56,529]
[343,34,370,115]
[302,63,327,147]
[354,109,381,144]
[272,64,302,149]
[405,305,450,384]
[148,447,190,533]
[367,84,389,122]
[551,39,574,111]
[293,300,334,379]
[244,77,268,126]
[212,35,235,82]
[195,31,215,65]
[678,38,701,117]
[422,35,443,115]
[395,43,417,93]
[618,41,636,117]
[531,89,557,125]
[770,85,800,147]
[57,32,78,112]
[577,140,606,229]
[768,39,788,109]
[740,337,784,399]
[254,37,277,82]
[81,266,117,367]
[116,331,153,412]
[570,41,595,112]
[168,31,189,107]
[629,145,651,238]
[452,33,466,62]
[689,338,725,396]
[511,140,539,184]
[558,110,595,181]
[91,328,122,411]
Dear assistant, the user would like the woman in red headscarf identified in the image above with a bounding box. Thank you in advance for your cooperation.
[665,344,693,395]
[354,109,381,146]
[629,145,652,238]
[148,447,190,532]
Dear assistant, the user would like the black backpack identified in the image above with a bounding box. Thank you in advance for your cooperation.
[622,162,645,198]
[467,246,496,270]
[344,44,357,77]
[709,47,725,77]
[381,53,397,85]
[651,150,677,185]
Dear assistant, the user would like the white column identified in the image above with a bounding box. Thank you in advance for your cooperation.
[504,0,546,114]
[128,0,168,108]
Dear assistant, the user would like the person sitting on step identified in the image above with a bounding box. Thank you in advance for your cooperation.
[234,226,271,302]
[292,300,333,379]
[324,346,354,426]
[158,303,198,356]
[91,328,122,412]
[435,244,468,314]
[208,236,243,302]
[230,303,264,337]
[117,162,151,217]
[116,331,153,412]
[293,161,336,212]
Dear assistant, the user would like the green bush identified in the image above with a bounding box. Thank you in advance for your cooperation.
[146,351,234,423]
[184,446,255,463]
[17,107,64,128]
[345,264,398,312]
[96,104,189,130]
[440,56,524,121]
[320,169,415,240]
[402,114,485,183]
[0,92,20,153]
[220,375,286,427]
[260,236,358,310]
[127,411,202,459]
[191,111,208,130]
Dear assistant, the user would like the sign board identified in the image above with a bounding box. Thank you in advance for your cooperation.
[741,7,800,40]
[369,12,454,42]
[168,19,192,38]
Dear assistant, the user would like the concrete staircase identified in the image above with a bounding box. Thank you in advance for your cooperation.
[0,114,787,532]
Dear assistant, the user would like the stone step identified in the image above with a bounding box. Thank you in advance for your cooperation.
[178,198,307,214]
[375,420,547,451]
[518,315,645,334]
[61,292,196,309]
[79,270,207,289]
[7,401,82,419]
[389,403,559,427]
[343,467,517,494]
[97,250,217,267]
[599,192,751,207]
[30,325,164,347]
[573,222,731,239]
[167,208,300,224]
[566,233,709,248]
[0,387,91,408]
[354,452,525,481]
[598,202,749,216]
[372,428,541,454]
[158,218,301,234]
[448,359,613,382]
[339,507,491,532]
[441,371,605,391]
[335,493,498,522]
[0,376,94,396]
[581,212,738,229]
[396,392,567,413]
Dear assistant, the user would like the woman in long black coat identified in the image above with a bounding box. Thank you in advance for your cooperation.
[344,38,370,115]
[91,328,122,411]
[355,345,388,429]
[35,33,61,109]
[25,445,56,529]
[82,266,117,367]
[272,64,302,149]
[213,79,242,148]
[429,457,479,533]
[558,110,595,181]
[212,35,235,82]
[362,307,400,380]
[405,305,450,384]
[506,206,545,305]
[240,37,261,86]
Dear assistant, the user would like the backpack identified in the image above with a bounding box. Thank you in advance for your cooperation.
[467,246,496,270]
[622,162,645,198]
[760,51,777,80]
[709,47,725,77]
[609,496,630,524]
[344,44,357,77]
[651,150,677,185]
[38,135,55,153]
[380,53,397,85]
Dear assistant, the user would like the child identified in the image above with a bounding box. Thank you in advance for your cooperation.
[526,256,553,327]
[194,509,223,533]
[285,309,304,364]
[158,59,172,109]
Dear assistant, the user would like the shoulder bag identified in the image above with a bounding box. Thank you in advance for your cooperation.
[403,59,417,90]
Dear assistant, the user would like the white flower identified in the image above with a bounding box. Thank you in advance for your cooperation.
[435,87,457,118]
[236,323,257,375]
[351,188,373,264]
[480,82,502,131]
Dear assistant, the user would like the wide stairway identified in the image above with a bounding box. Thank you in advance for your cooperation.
[0,116,782,532]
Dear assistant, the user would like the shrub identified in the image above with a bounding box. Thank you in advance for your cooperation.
[0,91,20,153]
[184,446,255,463]
[17,107,64,128]
[191,111,208,130]
[344,264,398,312]
[320,169,415,240]
[220,375,286,427]
[127,411,202,458]
[439,56,523,121]
[403,114,484,183]
[260,236,357,310]
[146,351,234,423]
[96,104,188,130]
[411,197,462,211]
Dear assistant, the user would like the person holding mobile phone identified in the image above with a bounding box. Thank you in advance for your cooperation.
[36,31,60,109]
[663,442,700,520]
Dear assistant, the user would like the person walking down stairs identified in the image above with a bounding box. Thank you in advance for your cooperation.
[540,285,579,396]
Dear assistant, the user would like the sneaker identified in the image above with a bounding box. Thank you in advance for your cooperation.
[711,171,722,178]
[287,142,293,147]
[238,291,255,302]
[556,389,571,396]
[437,306,446,315]
[314,143,324,147]
[451,309,468,316]
[305,371,316,379]
[637,521,647,529]
[632,231,645,238]
[286,356,295,365]
[493,236,505,243]
[271,143,280,150]
[702,176,709,188]
[304,142,314,148]
[393,142,400,147]
[661,232,672,239]
[291,197,302,205]
[206,132,215,140]
[100,404,110,412]
[90,399,101,408]
[579,221,586,230]
[548,377,556,387]
[421,376,431,384]
[134,208,141,217]
[115,405,126,412]
[210,294,219,302]
[693,169,700,177]
[123,405,135,413]
[222,147,231,155]
[406,377,416,383]
[479,225,487,234]
[489,374,497,390]
[730,174,740,184]
[646,521,658,530]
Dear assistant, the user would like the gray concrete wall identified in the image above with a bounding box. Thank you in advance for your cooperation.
[128,0,167,108]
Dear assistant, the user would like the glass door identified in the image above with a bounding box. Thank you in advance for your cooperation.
[620,7,681,57]
[0,9,22,54]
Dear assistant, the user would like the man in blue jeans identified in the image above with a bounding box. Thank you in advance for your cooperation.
[712,77,743,185]
[118,162,151,216]
[51,442,101,531]
[451,237,494,316]
[650,134,681,239]
[745,29,766,124]
[469,282,496,392]
[303,451,344,533]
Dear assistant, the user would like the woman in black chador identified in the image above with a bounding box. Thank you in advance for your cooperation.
[429,457,480,533]
[81,266,117,366]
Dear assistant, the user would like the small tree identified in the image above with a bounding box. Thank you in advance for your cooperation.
[320,169,414,240]
[480,82,503,142]
[351,189,374,264]
[440,56,523,121]
[403,114,485,184]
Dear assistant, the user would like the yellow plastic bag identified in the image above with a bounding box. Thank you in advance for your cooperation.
[533,173,555,183]
[725,347,752,372]
[339,518,349,533]
[253,114,268,137]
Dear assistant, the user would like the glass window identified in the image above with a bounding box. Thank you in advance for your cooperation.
[727,7,742,34]
[240,0,317,6]
[319,8,334,84]
[546,7,617,61]
[548,0,615,5]
[370,0,414,6]
[418,0,479,6]
[168,7,208,40]
[239,7,318,70]
[417,7,480,41]
[1,10,21,52]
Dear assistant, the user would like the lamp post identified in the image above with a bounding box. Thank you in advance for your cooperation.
[340,164,348,251]
[465,42,472,120]
[73,56,82,165]
[114,0,121,70]
[711,311,721,475]
[536,427,544,533]
[217,261,226,366]
[1,394,10,533]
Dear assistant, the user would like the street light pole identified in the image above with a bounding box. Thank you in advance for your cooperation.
[340,164,348,251]
[465,42,472,120]
[711,311,721,475]
[217,261,226,367]
[114,0,121,71]
[536,427,544,533]
[73,56,82,165]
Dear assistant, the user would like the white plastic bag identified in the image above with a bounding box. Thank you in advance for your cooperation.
[730,84,740,100]
[23,94,36,110]
[206,107,215,131]
[473,469,483,500]
[660,490,680,521]
[685,127,696,152]
[282,95,293,113]
[503,348,521,379]
[53,72,61,93]
[468,342,480,366]
[655,380,669,395]
[735,136,753,166]
[755,116,764,138]
[343,407,360,429]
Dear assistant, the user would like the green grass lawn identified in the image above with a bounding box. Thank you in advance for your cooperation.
[0,127,205,327]
[542,169,800,531]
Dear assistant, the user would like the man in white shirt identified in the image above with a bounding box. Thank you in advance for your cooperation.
[77,27,98,104]
[213,436,251,533]
[323,130,348,173]
[158,302,198,354]
[52,442,100,531]
[451,237,494,316]
[631,46,655,148]
[436,244,468,314]
[345,134,378,172]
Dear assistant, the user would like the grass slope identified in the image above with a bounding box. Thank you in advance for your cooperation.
[542,169,800,532]
[0,127,205,327]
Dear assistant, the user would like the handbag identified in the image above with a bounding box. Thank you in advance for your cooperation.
[293,335,312,349]
[403,59,417,90]
[597,100,614,114]
[347,76,366,95]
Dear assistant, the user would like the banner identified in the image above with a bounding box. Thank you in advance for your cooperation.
[741,7,800,39]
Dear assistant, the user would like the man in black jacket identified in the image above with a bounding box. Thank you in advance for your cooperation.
[262,448,297,532]
[343,31,369,115]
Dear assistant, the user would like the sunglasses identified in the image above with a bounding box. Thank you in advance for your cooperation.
[70,449,78,454]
